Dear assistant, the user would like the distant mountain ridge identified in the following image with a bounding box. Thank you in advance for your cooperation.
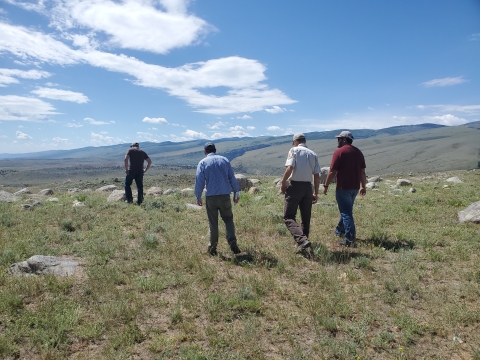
[0,123,446,161]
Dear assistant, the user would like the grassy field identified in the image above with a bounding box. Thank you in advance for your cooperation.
[0,170,479,359]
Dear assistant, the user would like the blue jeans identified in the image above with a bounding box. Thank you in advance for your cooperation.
[335,189,359,242]
[124,170,144,204]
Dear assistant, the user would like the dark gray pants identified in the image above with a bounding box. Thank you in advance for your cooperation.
[206,194,237,248]
[283,181,313,245]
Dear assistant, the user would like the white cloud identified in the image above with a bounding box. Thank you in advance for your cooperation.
[421,114,467,126]
[421,76,467,87]
[267,126,282,131]
[136,131,159,142]
[183,129,207,139]
[16,130,32,140]
[0,68,51,87]
[0,95,58,121]
[265,106,286,114]
[246,126,255,130]
[207,121,226,129]
[52,137,68,143]
[84,117,114,125]
[237,115,252,120]
[230,125,244,131]
[0,22,296,115]
[31,87,89,103]
[90,132,124,146]
[66,122,83,127]
[468,33,480,41]
[416,104,480,114]
[47,0,214,54]
[142,116,168,124]
[211,130,250,139]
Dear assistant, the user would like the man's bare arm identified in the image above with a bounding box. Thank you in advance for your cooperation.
[323,169,338,195]
[281,166,294,194]
[124,155,129,174]
[144,157,152,173]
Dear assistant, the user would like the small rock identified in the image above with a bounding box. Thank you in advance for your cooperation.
[443,185,450,189]
[181,188,194,197]
[0,190,21,203]
[96,185,118,193]
[107,190,126,202]
[366,182,378,189]
[46,197,59,202]
[367,176,382,183]
[146,187,163,195]
[248,187,260,195]
[235,174,253,190]
[38,189,54,196]
[408,188,416,193]
[9,255,78,276]
[14,188,31,195]
[445,176,463,183]
[396,179,412,186]
[73,201,85,207]
[254,196,265,201]
[68,188,81,194]
[250,179,261,185]
[186,203,202,210]
[21,204,33,210]
[163,189,175,195]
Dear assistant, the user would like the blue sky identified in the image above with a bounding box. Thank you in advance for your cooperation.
[0,0,479,154]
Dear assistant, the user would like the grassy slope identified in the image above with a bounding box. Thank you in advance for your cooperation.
[232,125,480,176]
[0,170,479,359]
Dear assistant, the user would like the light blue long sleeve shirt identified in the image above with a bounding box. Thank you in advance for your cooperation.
[195,153,240,201]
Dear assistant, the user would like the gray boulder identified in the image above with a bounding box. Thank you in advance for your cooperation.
[163,189,176,195]
[38,189,54,196]
[248,187,260,194]
[446,176,463,183]
[366,182,378,189]
[250,179,261,185]
[146,187,163,195]
[9,255,78,276]
[368,176,383,183]
[107,190,126,202]
[458,201,480,224]
[14,188,31,195]
[320,167,336,184]
[186,203,202,210]
[0,190,21,203]
[181,188,194,197]
[96,185,118,193]
[235,174,253,190]
[68,188,81,194]
[396,179,412,186]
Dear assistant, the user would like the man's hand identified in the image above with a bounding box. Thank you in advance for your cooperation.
[234,197,239,204]
[281,181,288,194]
[312,194,318,204]
[323,186,328,195]
[196,200,203,206]
[360,188,366,196]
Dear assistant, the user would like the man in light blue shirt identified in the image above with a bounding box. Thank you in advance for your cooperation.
[195,142,241,256]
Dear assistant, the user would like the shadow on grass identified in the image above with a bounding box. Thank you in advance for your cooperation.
[365,232,415,251]
[220,247,279,269]
[298,242,368,264]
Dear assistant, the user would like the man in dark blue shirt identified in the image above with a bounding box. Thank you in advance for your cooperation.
[124,142,151,205]
[195,142,241,256]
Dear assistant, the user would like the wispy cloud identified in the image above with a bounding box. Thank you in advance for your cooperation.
[169,129,208,142]
[90,132,124,146]
[237,115,252,120]
[0,21,296,115]
[31,87,89,103]
[207,121,226,129]
[84,117,114,125]
[421,76,467,87]
[246,126,255,130]
[0,68,51,87]
[66,122,83,128]
[416,104,480,114]
[142,117,168,124]
[52,137,68,143]
[16,130,32,140]
[265,105,286,114]
[0,95,58,121]
[468,33,480,41]
[267,126,282,131]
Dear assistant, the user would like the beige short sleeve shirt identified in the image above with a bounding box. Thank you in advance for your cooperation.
[285,143,321,182]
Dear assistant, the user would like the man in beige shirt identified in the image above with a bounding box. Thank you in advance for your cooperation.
[281,133,321,253]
